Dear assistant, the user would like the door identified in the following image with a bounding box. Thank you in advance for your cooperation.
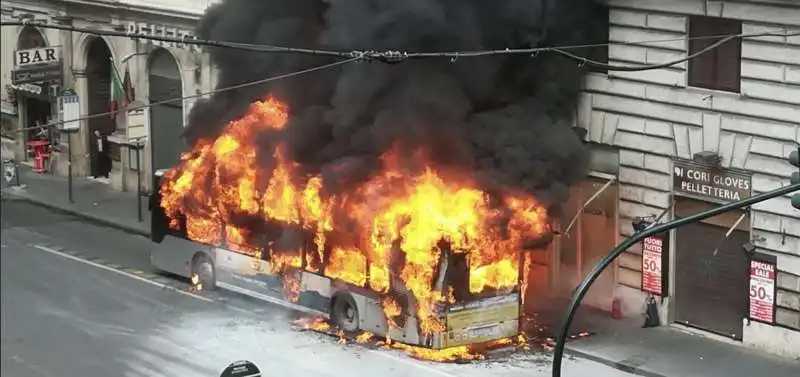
[556,176,618,311]
[578,178,618,311]
[149,78,184,171]
[148,50,185,172]
[674,222,749,339]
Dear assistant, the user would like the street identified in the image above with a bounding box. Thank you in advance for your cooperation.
[1,199,636,377]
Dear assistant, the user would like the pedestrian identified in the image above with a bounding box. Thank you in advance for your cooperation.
[91,129,110,178]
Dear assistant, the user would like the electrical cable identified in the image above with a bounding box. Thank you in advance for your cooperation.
[0,20,363,59]
[13,57,361,133]
[3,20,797,132]
[390,30,799,71]
[2,20,797,70]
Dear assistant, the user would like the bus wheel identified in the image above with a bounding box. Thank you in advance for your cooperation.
[191,253,216,290]
[331,293,359,334]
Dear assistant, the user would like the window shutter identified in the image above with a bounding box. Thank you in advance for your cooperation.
[688,17,718,89]
[688,16,742,92]
[713,19,742,92]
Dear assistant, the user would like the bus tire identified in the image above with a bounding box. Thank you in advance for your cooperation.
[191,252,216,290]
[331,292,359,334]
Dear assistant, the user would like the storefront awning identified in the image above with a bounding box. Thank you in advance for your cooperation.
[8,83,43,95]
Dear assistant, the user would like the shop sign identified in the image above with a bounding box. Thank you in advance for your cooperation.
[14,46,61,68]
[641,231,670,297]
[672,159,751,202]
[748,256,776,324]
[12,46,62,85]
[12,66,61,85]
[126,106,149,140]
[58,94,80,131]
[126,22,200,52]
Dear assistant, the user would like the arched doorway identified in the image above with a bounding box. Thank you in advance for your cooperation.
[148,49,184,171]
[15,27,51,161]
[85,37,114,177]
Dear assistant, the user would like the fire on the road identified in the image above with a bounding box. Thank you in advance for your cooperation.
[293,317,530,362]
[190,273,202,292]
[160,96,550,360]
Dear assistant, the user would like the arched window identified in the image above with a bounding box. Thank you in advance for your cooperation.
[17,26,46,50]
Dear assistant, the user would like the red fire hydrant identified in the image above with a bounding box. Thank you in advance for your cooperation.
[29,140,50,173]
[611,297,622,319]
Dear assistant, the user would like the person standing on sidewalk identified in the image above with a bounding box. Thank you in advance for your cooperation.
[91,130,110,178]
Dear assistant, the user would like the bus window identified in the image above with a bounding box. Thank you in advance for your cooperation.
[150,171,187,243]
[445,252,470,303]
[222,215,273,258]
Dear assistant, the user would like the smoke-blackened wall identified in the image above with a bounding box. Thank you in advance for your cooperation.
[186,0,608,207]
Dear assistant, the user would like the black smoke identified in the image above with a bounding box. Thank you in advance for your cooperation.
[186,0,608,207]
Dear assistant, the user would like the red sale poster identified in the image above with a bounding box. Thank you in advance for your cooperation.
[641,236,663,296]
[749,259,775,323]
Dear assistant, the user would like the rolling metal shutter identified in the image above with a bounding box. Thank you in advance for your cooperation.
[674,222,749,339]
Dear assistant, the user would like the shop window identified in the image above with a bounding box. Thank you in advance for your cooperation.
[688,16,742,92]
[17,27,46,50]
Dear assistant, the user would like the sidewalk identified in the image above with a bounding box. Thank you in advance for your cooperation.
[3,164,799,377]
[557,305,800,377]
[1,164,149,236]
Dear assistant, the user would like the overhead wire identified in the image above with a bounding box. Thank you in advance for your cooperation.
[2,20,798,132]
[1,20,366,59]
[3,20,798,69]
[11,57,361,133]
[381,29,798,69]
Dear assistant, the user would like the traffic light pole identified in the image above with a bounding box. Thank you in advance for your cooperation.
[551,182,800,377]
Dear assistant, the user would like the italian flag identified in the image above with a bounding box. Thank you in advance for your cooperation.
[110,63,124,118]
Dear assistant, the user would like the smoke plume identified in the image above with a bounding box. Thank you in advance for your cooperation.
[186,0,608,208]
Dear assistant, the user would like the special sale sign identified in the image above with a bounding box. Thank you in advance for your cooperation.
[749,259,776,323]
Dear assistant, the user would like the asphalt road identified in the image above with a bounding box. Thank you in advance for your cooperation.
[1,199,636,377]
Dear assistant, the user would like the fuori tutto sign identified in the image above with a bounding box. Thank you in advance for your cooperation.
[672,159,752,202]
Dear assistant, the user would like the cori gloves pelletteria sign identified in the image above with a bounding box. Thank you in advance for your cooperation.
[672,159,752,202]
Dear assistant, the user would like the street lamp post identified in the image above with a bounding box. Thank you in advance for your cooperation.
[550,182,800,377]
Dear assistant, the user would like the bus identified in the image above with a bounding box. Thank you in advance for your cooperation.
[149,169,523,350]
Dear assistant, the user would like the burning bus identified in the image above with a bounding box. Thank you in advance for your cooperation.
[148,97,555,352]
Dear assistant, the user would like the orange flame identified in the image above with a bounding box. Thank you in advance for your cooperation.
[161,96,548,350]
[295,317,528,362]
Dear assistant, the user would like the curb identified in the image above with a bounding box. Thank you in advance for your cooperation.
[2,189,151,238]
[563,347,666,377]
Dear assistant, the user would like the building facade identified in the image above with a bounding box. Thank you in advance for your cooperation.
[565,0,798,359]
[1,0,218,192]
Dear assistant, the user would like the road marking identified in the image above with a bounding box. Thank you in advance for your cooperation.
[31,244,213,303]
[30,244,456,376]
